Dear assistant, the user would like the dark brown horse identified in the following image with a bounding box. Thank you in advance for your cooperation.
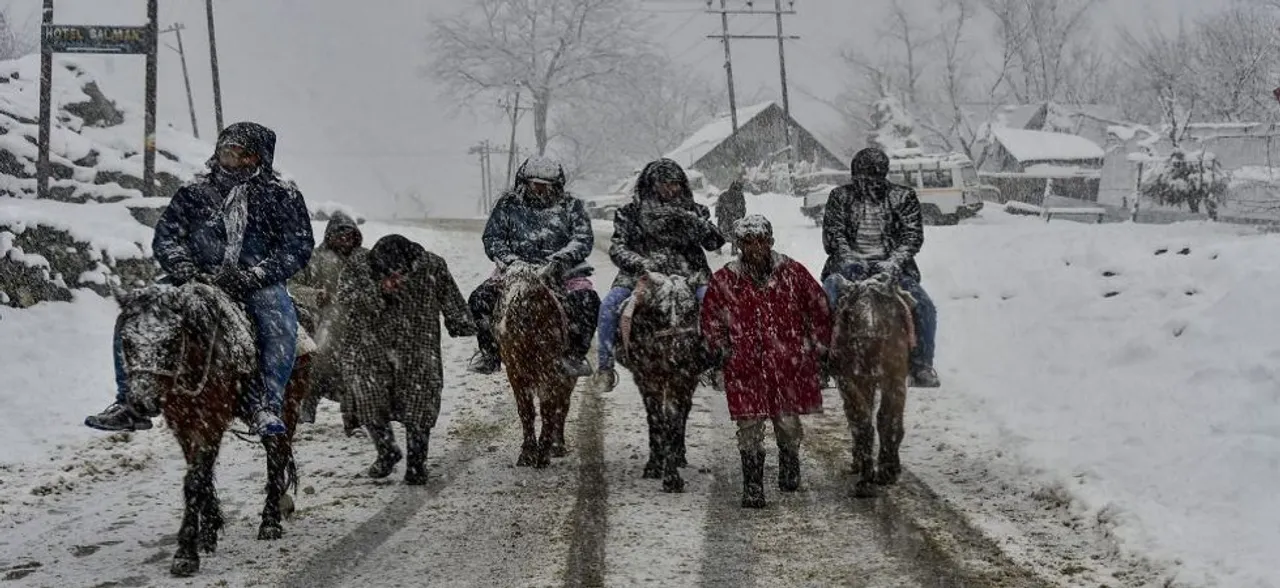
[493,263,575,468]
[116,282,310,576]
[616,273,702,493]
[828,275,915,498]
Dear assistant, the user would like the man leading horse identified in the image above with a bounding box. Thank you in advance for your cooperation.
[84,122,315,436]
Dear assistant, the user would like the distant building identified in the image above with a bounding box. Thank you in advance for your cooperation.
[663,101,845,189]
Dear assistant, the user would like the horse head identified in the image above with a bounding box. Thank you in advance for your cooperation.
[117,282,252,413]
[622,271,702,376]
[494,260,568,359]
[831,274,915,344]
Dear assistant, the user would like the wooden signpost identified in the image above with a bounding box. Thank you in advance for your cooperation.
[38,0,159,199]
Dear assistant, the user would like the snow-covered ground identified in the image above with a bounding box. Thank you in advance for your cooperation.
[2,202,1279,586]
[753,193,1280,587]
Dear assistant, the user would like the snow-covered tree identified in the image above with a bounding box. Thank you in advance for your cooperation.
[867,96,922,155]
[427,0,652,155]
[0,9,35,60]
[1139,149,1228,215]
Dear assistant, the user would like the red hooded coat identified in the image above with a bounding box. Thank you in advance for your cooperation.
[700,254,831,420]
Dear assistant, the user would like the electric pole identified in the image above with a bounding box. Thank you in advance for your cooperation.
[706,0,800,168]
[160,23,199,138]
[205,0,224,133]
[499,92,532,188]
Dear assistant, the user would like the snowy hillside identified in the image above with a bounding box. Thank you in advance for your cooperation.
[0,55,212,308]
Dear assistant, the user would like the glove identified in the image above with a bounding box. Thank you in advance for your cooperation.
[213,266,264,299]
[539,258,566,282]
[167,261,200,285]
[871,260,901,282]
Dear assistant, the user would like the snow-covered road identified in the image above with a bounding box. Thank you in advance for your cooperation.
[6,202,1277,587]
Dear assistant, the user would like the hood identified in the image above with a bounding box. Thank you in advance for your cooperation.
[850,147,890,179]
[513,155,567,205]
[368,234,425,280]
[323,211,363,250]
[209,122,278,173]
[634,158,694,205]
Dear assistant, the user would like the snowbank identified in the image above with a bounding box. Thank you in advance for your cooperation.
[748,191,1280,587]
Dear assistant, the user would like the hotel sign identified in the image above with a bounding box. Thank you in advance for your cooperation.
[43,24,153,54]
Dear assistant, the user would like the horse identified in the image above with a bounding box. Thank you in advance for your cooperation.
[115,282,311,576]
[828,274,915,499]
[492,262,575,468]
[615,273,702,493]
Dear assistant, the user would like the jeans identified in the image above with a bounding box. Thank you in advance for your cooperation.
[113,283,298,415]
[596,285,708,371]
[822,263,936,368]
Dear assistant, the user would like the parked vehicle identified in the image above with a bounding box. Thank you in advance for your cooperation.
[801,152,996,226]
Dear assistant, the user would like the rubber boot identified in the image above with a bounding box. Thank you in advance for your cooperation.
[740,451,766,508]
[778,448,801,492]
[404,425,430,485]
[365,423,402,479]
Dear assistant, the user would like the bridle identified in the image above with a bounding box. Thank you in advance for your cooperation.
[124,317,221,398]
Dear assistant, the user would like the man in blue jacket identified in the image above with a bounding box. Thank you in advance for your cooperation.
[466,156,599,378]
[85,122,315,435]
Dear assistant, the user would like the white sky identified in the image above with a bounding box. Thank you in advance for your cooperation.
[4,0,1231,218]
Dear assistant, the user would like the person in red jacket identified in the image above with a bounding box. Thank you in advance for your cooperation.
[700,214,832,508]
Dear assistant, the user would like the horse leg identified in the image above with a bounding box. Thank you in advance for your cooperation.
[514,386,540,468]
[534,387,561,467]
[258,435,295,540]
[196,444,224,555]
[639,382,664,479]
[171,441,216,577]
[874,377,907,486]
[673,383,693,468]
[841,378,879,499]
[546,380,571,458]
[660,391,685,493]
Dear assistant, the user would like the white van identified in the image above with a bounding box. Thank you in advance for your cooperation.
[801,153,994,225]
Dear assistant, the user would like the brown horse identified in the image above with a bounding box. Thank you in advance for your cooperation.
[828,274,915,498]
[116,282,310,576]
[615,273,702,493]
[493,263,575,468]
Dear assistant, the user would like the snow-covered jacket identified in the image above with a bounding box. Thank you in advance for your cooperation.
[481,159,593,276]
[609,159,726,290]
[153,122,314,287]
[715,182,747,235]
[821,148,923,281]
[290,211,365,320]
[700,253,830,420]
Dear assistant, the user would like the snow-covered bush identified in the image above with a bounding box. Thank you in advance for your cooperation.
[1138,149,1228,216]
[867,96,921,154]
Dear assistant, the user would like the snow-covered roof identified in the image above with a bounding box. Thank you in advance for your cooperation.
[991,127,1105,163]
[662,102,776,168]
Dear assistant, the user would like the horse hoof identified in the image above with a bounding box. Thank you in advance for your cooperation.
[532,454,551,469]
[257,522,284,541]
[853,481,880,499]
[548,444,568,458]
[170,555,200,577]
[662,477,685,493]
[873,470,900,486]
[642,460,662,479]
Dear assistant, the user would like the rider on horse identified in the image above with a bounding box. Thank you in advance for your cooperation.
[594,158,727,392]
[85,122,315,436]
[820,147,940,388]
[466,156,600,378]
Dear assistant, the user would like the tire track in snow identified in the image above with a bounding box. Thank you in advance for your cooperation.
[563,384,609,587]
[696,400,759,588]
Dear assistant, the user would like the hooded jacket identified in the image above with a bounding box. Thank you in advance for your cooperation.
[153,122,314,288]
[290,211,366,317]
[481,157,594,276]
[609,159,726,290]
[820,148,924,281]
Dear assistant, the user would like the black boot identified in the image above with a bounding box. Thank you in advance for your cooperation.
[365,424,402,479]
[404,425,430,485]
[740,451,766,508]
[778,448,801,492]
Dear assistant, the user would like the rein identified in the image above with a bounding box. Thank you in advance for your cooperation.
[125,319,221,398]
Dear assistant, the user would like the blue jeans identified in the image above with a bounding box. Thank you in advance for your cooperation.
[822,264,936,368]
[596,284,708,370]
[113,284,298,415]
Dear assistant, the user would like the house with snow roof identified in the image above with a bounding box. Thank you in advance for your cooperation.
[662,101,844,189]
[980,127,1106,205]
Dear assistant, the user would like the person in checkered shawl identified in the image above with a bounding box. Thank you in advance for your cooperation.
[332,234,477,485]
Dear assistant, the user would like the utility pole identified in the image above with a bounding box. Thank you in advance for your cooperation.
[499,92,532,188]
[706,0,800,168]
[712,0,739,134]
[160,23,199,138]
[205,0,224,133]
[143,0,158,197]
